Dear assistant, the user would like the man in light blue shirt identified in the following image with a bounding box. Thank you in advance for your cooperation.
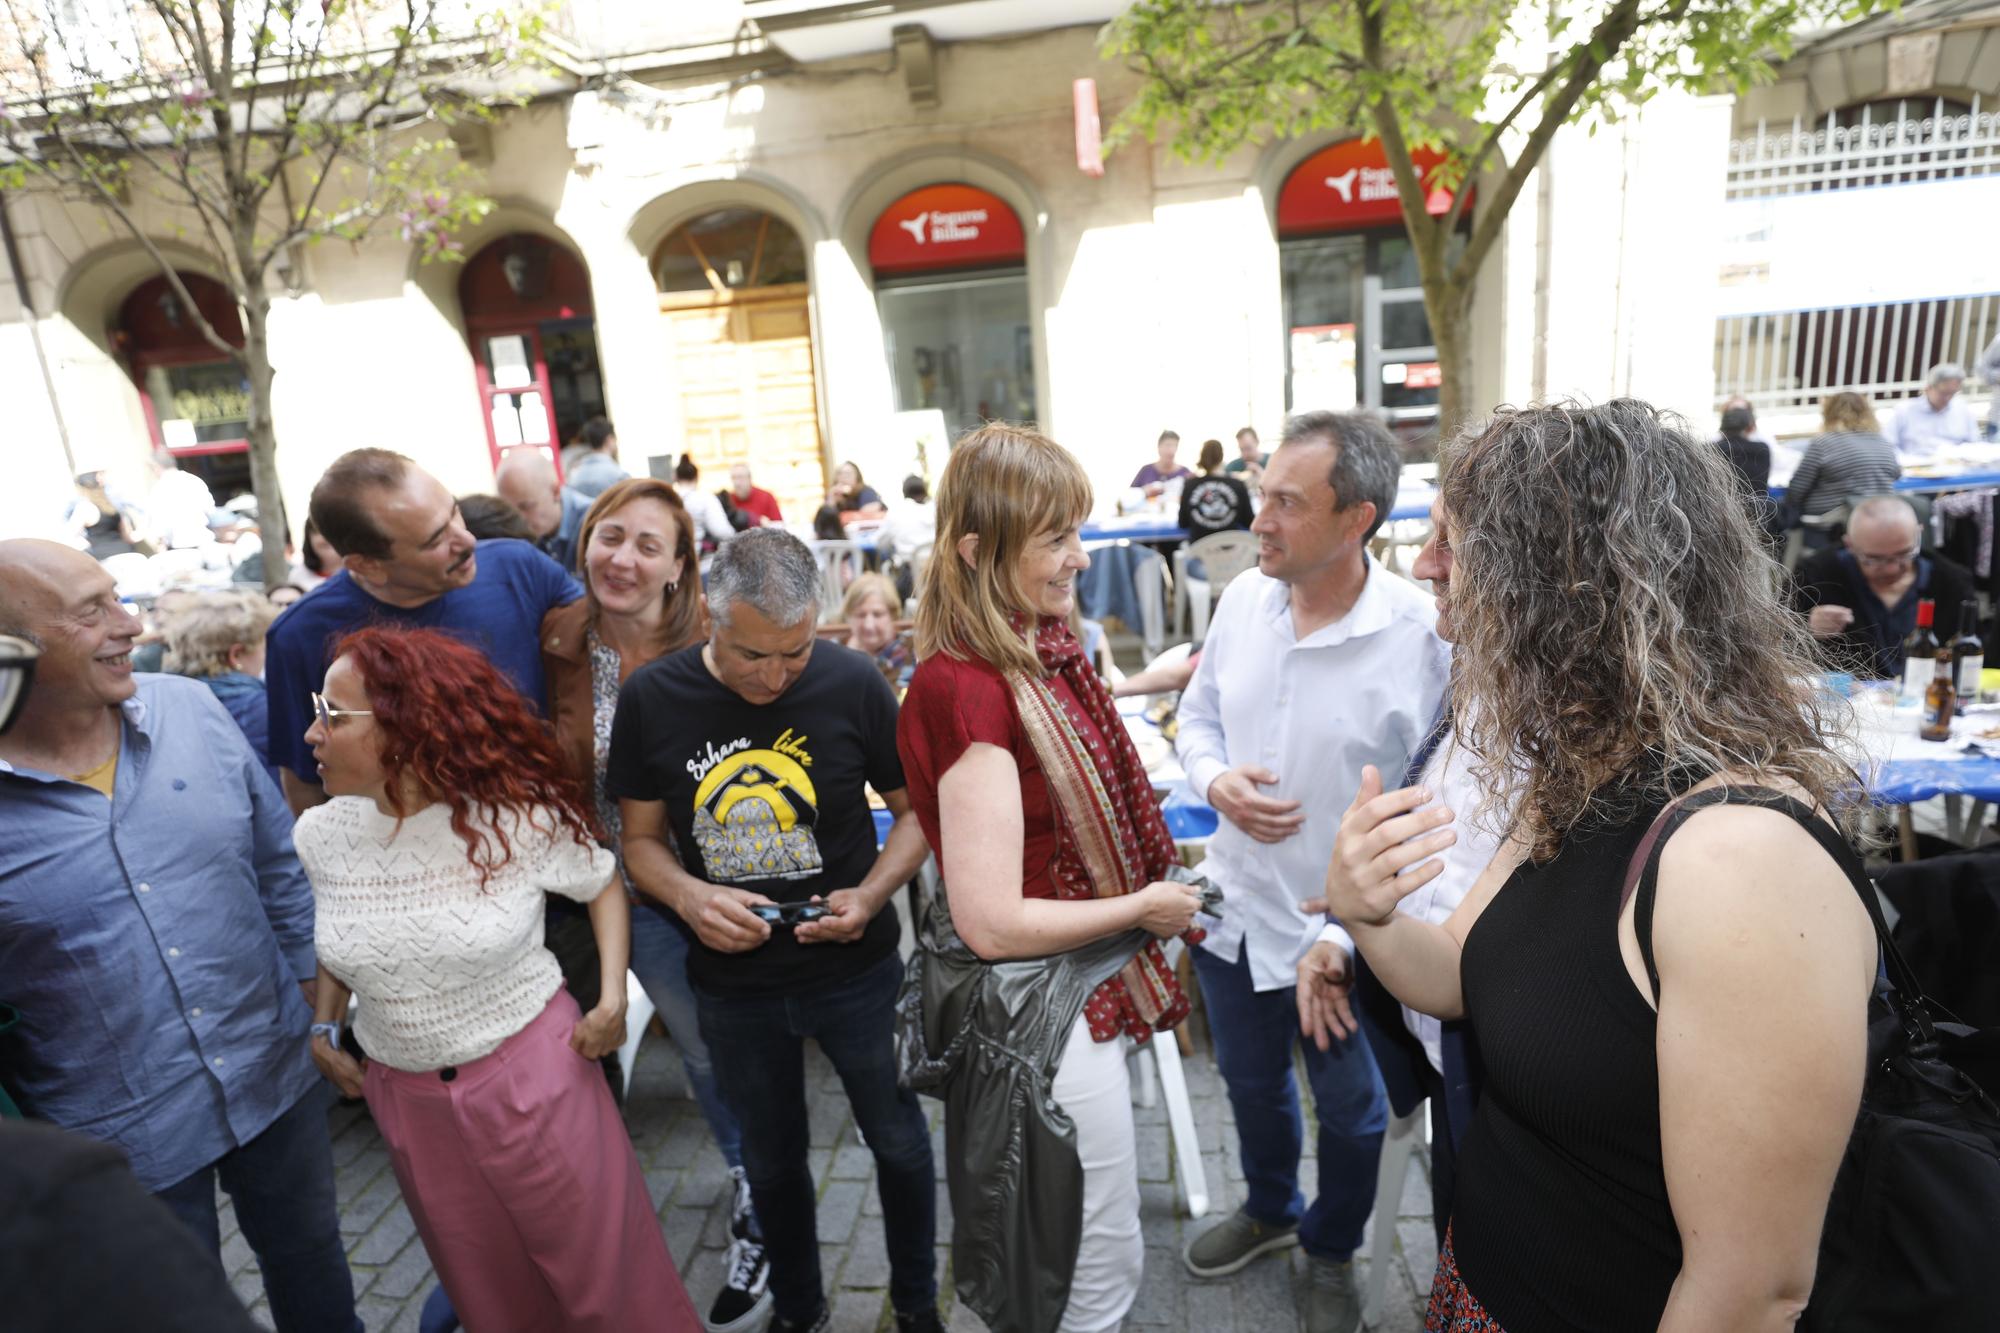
[1885,362,1980,461]
[0,539,358,1333]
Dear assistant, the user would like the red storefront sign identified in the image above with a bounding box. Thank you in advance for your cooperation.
[1277,140,1466,236]
[868,184,1026,276]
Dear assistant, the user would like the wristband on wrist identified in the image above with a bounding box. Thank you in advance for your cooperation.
[309,1020,343,1049]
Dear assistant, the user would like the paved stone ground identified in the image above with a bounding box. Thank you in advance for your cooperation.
[220,1030,1436,1332]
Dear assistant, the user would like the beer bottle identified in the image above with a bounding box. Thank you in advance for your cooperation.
[1922,646,1957,741]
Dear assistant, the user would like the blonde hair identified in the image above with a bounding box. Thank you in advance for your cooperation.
[164,589,278,678]
[914,423,1094,677]
[1820,392,1880,435]
[840,571,902,622]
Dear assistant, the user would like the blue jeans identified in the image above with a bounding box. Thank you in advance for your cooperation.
[698,950,937,1322]
[155,1084,362,1333]
[1193,944,1388,1262]
[629,900,744,1169]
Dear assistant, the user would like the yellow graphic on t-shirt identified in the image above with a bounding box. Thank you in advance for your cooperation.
[690,741,822,882]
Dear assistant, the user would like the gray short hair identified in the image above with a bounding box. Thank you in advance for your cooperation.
[707,527,821,629]
[1281,410,1402,542]
[1928,362,1967,388]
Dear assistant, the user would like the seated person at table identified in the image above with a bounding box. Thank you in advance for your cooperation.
[1886,362,1981,462]
[1790,495,1973,680]
[1781,393,1900,549]
[839,573,915,693]
[1131,430,1193,499]
[1178,440,1255,542]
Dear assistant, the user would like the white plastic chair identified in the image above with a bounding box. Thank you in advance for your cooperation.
[809,539,863,620]
[1128,938,1210,1219]
[1173,531,1261,643]
[1361,1104,1430,1326]
[617,971,657,1102]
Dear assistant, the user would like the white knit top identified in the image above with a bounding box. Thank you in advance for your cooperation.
[294,797,616,1072]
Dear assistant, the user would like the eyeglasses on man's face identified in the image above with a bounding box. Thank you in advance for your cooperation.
[1852,546,1920,570]
[311,692,372,731]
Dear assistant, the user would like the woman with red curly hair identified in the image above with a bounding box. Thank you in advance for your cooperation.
[294,626,697,1333]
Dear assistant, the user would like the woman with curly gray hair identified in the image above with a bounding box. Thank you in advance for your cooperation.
[1318,399,1876,1332]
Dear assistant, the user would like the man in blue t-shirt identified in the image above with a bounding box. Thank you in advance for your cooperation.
[264,448,582,815]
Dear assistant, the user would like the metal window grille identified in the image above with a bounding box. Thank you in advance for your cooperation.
[1716,98,2000,413]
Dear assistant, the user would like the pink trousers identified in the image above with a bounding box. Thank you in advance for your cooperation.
[364,989,698,1333]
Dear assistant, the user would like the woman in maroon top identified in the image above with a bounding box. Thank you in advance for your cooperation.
[898,423,1204,1332]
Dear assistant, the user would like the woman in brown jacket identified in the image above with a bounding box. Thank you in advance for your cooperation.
[540,478,773,1333]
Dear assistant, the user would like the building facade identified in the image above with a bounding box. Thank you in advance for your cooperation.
[3,0,1739,543]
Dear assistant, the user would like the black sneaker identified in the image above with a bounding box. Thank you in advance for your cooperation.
[767,1304,828,1333]
[894,1308,945,1333]
[703,1236,772,1333]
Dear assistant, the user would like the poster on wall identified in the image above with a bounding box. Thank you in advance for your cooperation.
[1289,324,1358,411]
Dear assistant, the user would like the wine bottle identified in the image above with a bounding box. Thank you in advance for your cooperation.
[1902,599,1939,701]
[1952,600,1984,701]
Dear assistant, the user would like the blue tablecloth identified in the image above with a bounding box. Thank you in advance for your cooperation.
[1871,755,2000,805]
[1768,468,2000,502]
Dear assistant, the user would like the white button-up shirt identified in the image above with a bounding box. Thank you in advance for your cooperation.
[1886,394,1980,461]
[1177,558,1450,992]
[1389,734,1504,1072]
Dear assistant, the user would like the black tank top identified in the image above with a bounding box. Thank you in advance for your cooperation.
[1454,800,1681,1332]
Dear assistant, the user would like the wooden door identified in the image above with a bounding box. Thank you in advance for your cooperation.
[662,282,824,525]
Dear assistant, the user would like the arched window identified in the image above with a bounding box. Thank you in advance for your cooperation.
[655,208,808,295]
[650,205,824,525]
[115,271,251,497]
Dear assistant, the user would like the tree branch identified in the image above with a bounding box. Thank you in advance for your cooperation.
[1449,0,1659,290]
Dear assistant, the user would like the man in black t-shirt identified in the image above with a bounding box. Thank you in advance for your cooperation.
[608,527,940,1333]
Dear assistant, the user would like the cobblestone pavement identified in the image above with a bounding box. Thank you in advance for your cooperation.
[222,1033,1436,1333]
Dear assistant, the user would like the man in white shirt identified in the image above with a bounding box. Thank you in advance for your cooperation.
[1300,495,1503,1246]
[874,475,937,596]
[1885,362,1980,461]
[139,450,218,550]
[1175,411,1450,1333]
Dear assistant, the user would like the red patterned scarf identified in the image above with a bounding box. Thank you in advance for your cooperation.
[1006,616,1198,1043]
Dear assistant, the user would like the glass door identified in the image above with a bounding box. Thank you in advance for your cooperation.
[476,329,555,453]
[878,271,1036,441]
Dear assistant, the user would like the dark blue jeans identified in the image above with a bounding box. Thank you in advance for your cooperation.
[698,950,937,1323]
[155,1084,362,1333]
[1193,944,1389,1262]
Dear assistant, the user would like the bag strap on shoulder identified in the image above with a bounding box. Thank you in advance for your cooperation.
[1620,786,1930,1037]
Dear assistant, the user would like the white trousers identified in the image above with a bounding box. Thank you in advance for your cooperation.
[1052,1015,1145,1333]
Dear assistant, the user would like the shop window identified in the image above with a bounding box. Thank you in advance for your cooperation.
[656,208,808,296]
[869,183,1034,441]
[1276,142,1469,424]
[115,271,253,498]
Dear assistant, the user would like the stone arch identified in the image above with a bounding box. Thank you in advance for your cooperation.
[625,172,828,277]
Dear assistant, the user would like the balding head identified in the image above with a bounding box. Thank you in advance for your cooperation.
[0,539,90,638]
[0,538,144,720]
[494,449,563,540]
[1848,496,1920,544]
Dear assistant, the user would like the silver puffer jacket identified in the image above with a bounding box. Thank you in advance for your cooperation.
[897,888,1152,1333]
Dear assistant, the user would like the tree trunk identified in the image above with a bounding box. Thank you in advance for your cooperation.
[1428,280,1475,447]
[239,288,288,590]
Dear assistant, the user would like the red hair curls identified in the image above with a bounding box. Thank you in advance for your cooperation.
[332,625,601,884]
